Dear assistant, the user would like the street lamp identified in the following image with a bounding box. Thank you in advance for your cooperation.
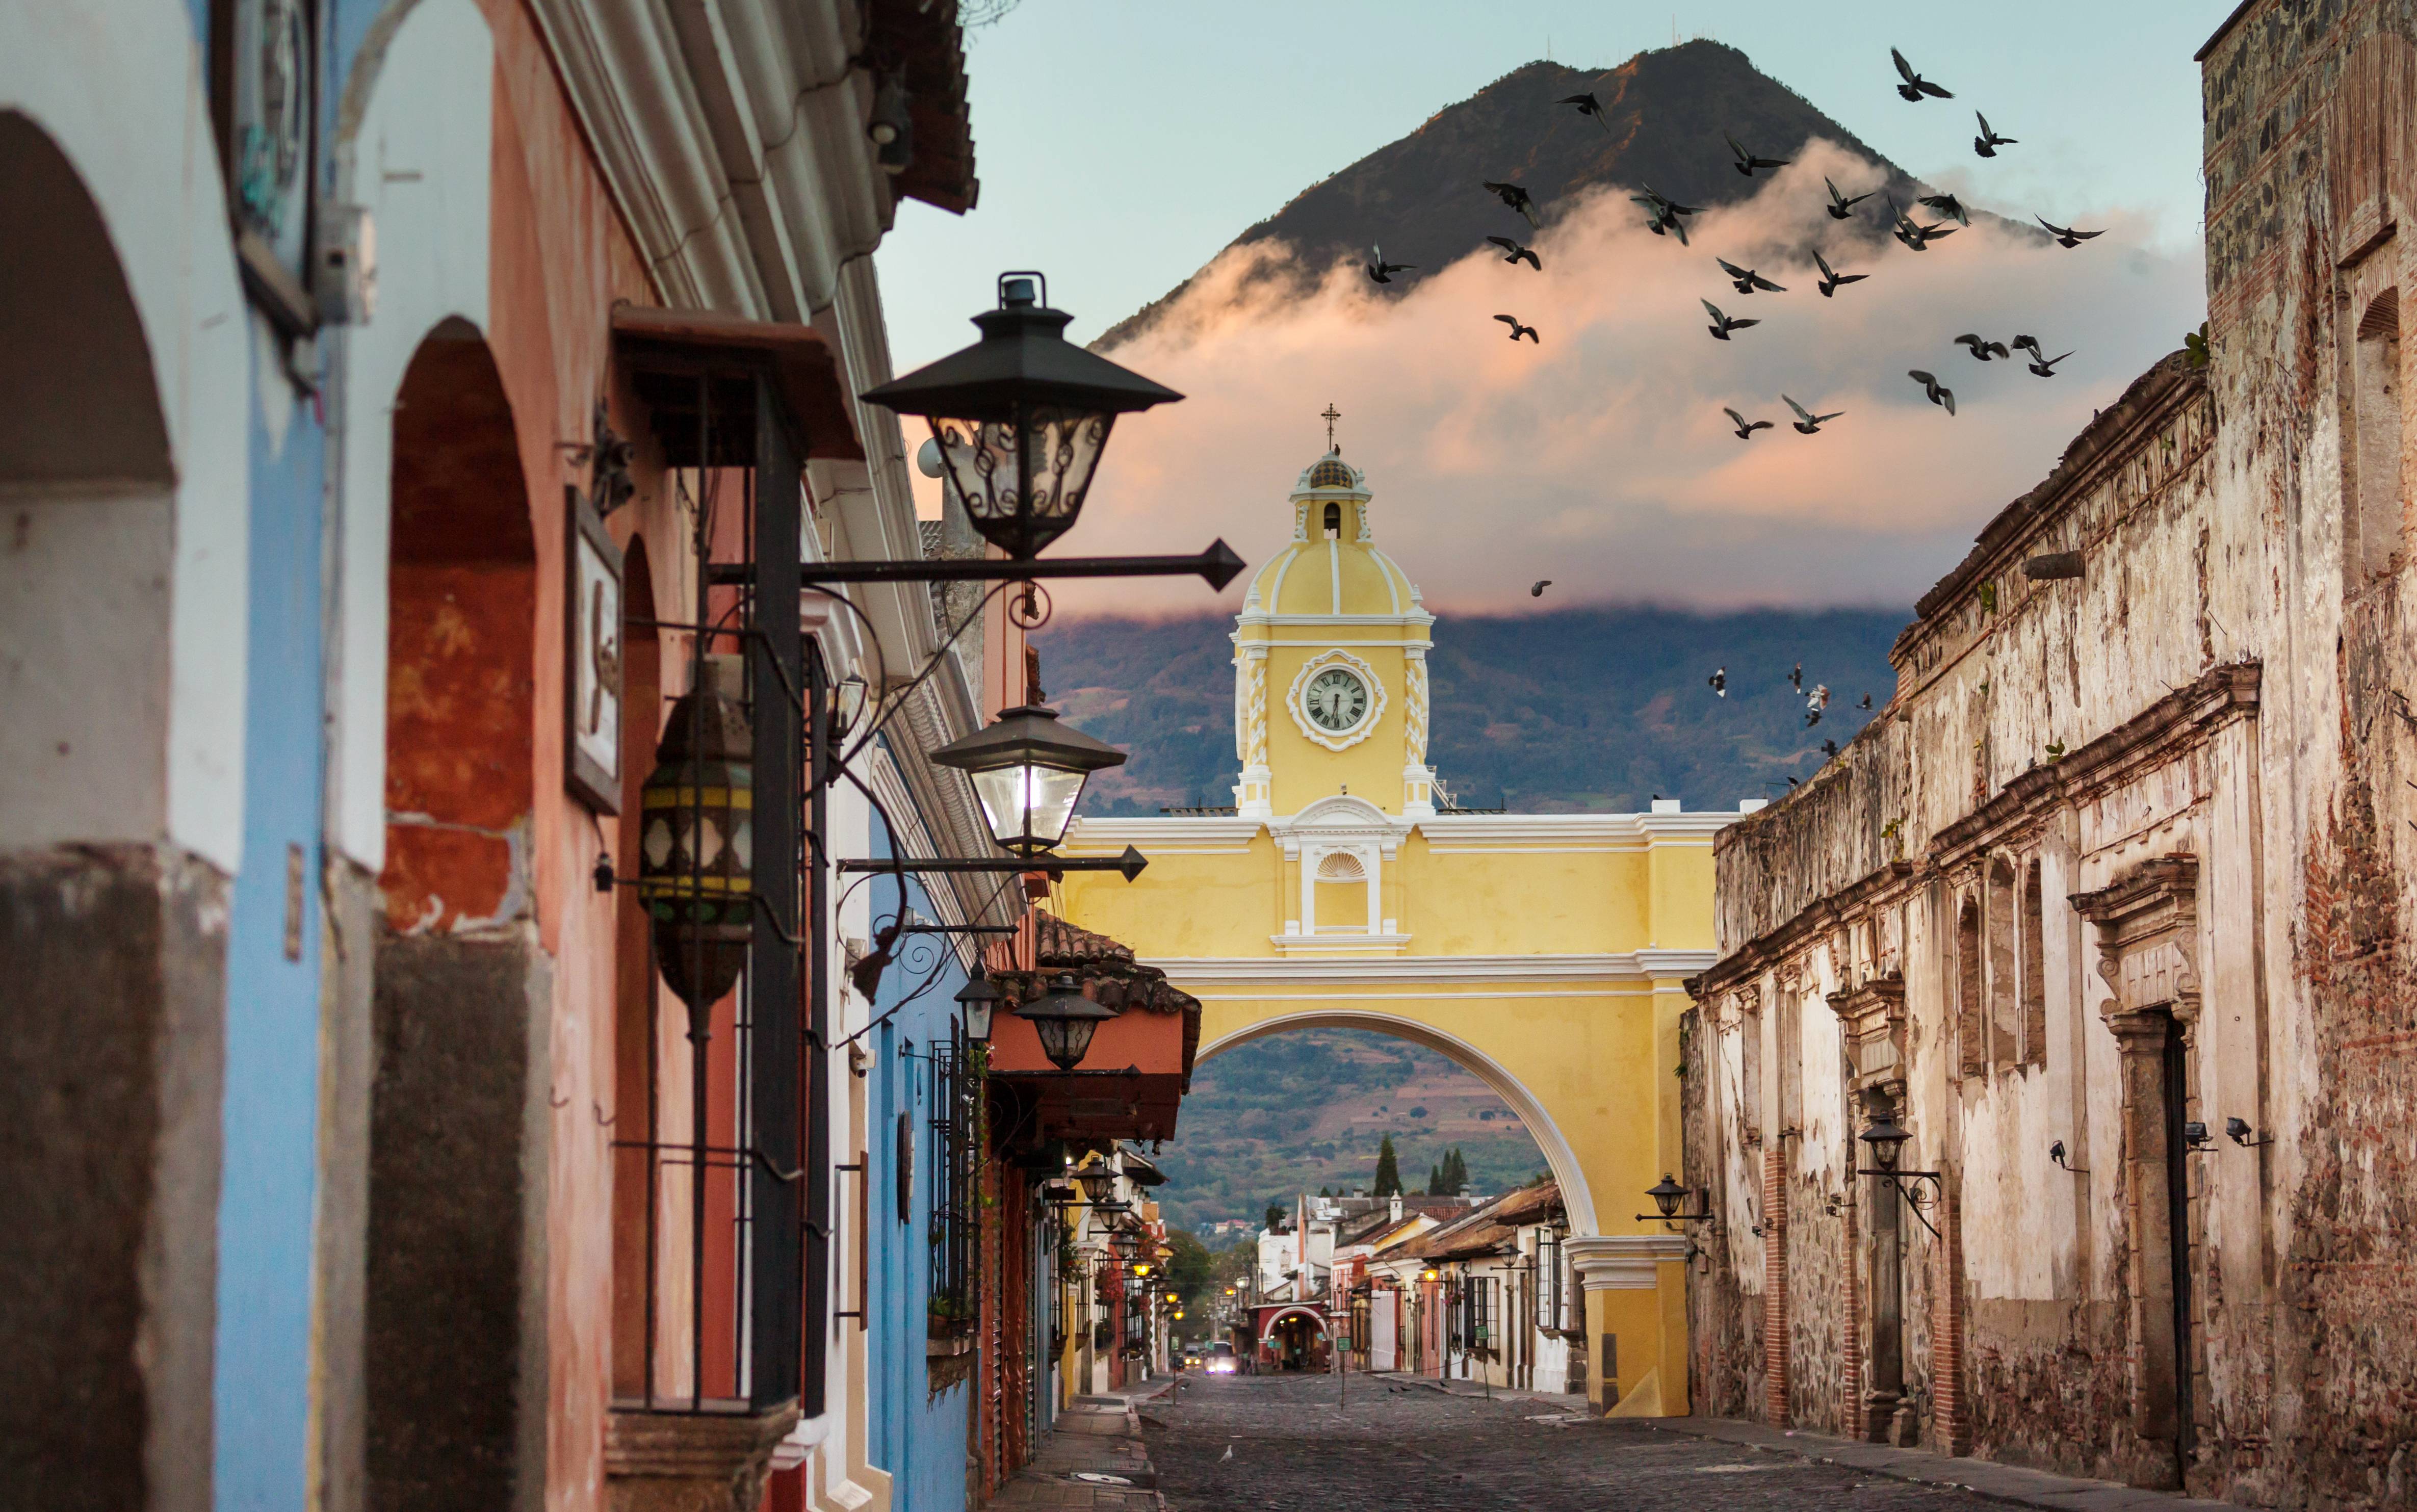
[1076,1166,1119,1206]
[926,705,1127,857]
[862,273,1184,562]
[1858,1113,1913,1172]
[1637,1175,1713,1226]
[954,975,1002,1042]
[1857,1110,1944,1238]
[1018,971,1120,1072]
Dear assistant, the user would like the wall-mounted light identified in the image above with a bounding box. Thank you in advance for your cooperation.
[2049,1140,2090,1174]
[955,975,1001,1041]
[2225,1117,2275,1149]
[1637,1174,1714,1227]
[1858,1111,1944,1237]
[866,73,912,171]
[2183,1120,2213,1152]
[831,672,869,739]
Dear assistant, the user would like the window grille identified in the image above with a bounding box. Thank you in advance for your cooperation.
[1538,1230,1567,1332]
[927,1032,980,1338]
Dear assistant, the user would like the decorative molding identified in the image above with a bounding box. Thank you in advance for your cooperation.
[1566,1234,1692,1289]
[2071,854,2202,1026]
[1286,647,1388,752]
[1150,950,1716,986]
[1828,970,1908,1096]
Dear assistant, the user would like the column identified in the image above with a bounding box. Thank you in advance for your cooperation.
[1565,1235,1691,1415]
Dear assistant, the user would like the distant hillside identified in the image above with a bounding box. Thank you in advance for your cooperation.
[1098,42,1936,351]
[1036,604,1906,816]
[1153,1029,1549,1236]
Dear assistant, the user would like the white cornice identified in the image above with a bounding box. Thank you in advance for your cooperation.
[1565,1234,1692,1289]
[1146,951,1715,985]
[1064,808,1743,851]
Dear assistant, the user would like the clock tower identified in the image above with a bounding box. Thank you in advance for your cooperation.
[1230,435,1437,820]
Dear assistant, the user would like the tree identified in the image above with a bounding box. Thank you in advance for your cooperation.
[1318,1185,1332,1198]
[1426,1163,1444,1195]
[1164,1229,1215,1311]
[1264,1203,1285,1231]
[1438,1148,1468,1196]
[1372,1133,1402,1197]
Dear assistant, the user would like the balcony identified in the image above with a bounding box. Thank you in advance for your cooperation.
[987,914,1199,1144]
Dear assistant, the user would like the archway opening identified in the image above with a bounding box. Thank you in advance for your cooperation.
[1265,1309,1329,1372]
[366,320,544,1510]
[0,107,210,1504]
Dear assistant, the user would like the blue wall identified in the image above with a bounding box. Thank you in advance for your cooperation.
[863,811,973,1511]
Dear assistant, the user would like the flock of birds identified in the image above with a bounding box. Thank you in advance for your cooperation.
[1359,47,2120,778]
[1365,46,2107,443]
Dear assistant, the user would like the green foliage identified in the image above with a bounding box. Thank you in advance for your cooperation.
[1426,1162,1444,1195]
[1038,607,1905,815]
[1264,1203,1284,1230]
[1373,1133,1402,1197]
[2185,321,2212,369]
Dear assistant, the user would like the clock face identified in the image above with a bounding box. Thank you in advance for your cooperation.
[1304,667,1370,732]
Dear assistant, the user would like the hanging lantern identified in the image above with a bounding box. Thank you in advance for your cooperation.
[860,273,1183,561]
[637,670,753,1008]
[1018,971,1120,1071]
[927,705,1127,857]
[1076,1165,1118,1205]
[956,975,1003,1041]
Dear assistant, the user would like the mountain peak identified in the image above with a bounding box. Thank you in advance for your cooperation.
[1096,41,1914,352]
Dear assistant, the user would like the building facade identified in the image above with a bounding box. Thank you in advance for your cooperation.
[1686,5,2417,1501]
[1057,441,1733,1416]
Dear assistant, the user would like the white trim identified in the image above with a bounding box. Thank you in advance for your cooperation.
[1149,950,1716,984]
[1192,988,1657,1001]
[1565,1234,1691,1289]
[7,0,255,870]
[326,0,496,872]
[1198,1009,1601,1235]
[1327,538,1341,615]
[1370,547,1408,614]
[1233,613,1437,630]
[1286,648,1387,752]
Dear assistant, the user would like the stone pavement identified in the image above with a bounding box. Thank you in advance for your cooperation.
[989,1388,1171,1510]
[1139,1372,2237,1512]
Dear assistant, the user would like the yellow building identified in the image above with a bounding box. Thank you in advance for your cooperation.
[1054,440,1743,1414]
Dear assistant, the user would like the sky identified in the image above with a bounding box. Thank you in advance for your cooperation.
[873,2,2238,616]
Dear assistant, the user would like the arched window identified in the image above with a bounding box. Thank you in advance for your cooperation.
[1987,859,2019,1071]
[2021,859,2047,1068]
[2352,290,2402,580]
[1956,894,1983,1079]
[1323,502,1343,537]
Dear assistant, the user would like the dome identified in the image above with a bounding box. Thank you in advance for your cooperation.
[1293,450,1366,495]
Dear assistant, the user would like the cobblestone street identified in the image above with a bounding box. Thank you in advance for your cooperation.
[1141,1375,1967,1511]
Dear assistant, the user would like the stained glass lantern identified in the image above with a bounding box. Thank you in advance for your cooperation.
[637,675,752,1008]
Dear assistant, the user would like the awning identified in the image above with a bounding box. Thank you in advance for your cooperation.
[987,913,1201,1145]
[611,305,864,466]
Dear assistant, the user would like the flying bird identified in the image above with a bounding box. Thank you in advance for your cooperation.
[1558,91,1612,133]
[1810,683,1830,712]
[1726,133,1792,176]
[2027,349,2074,377]
[1365,246,1416,284]
[1806,706,1824,728]
[1859,693,1873,710]
[1813,250,1866,298]
[1710,667,1728,697]
[1483,180,1540,228]
[1702,300,1759,341]
[1494,314,1540,343]
[1788,663,1804,693]
[1909,370,1956,413]
[1974,112,2018,157]
[1485,234,1543,270]
[1918,193,1972,227]
[1717,257,1786,295]
[1955,333,2012,361]
[1825,177,1875,220]
[1530,580,1552,597]
[1724,407,1773,439]
[1891,47,1954,101]
[1888,198,1957,251]
[1785,396,1842,434]
[1823,739,1840,759]
[1633,185,1702,244]
[2036,216,2106,248]
[2010,333,2044,359]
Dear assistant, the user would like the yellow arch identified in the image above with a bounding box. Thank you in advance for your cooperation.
[1197,1009,1602,1235]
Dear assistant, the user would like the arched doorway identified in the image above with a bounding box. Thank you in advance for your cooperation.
[0,105,221,1508]
[1264,1308,1330,1373]
[365,321,548,1510]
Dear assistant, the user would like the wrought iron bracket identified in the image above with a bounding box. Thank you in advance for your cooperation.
[711,539,1244,591]
[839,846,1147,881]
[1859,1166,1945,1238]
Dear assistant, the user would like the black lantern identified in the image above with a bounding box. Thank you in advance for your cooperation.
[860,273,1184,561]
[1076,1165,1119,1205]
[1860,1112,1913,1171]
[956,976,1002,1041]
[637,672,753,1008]
[831,672,869,738]
[1017,971,1120,1071]
[927,705,1128,856]
[1646,1175,1690,1220]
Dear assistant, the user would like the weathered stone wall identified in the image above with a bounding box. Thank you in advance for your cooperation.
[1690,2,2417,1500]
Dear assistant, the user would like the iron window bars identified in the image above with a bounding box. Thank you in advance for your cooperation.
[613,359,812,1417]
[928,1030,981,1338]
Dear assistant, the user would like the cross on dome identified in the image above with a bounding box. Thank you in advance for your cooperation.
[1321,402,1341,453]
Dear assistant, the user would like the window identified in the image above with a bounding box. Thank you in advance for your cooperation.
[1988,859,2020,1070]
[1312,849,1372,936]
[1956,894,1984,1079]
[2021,860,2048,1068]
[1538,1230,1568,1332]
[1456,1273,1496,1353]
[927,1034,980,1338]
[2352,290,2403,581]
[1323,501,1343,537]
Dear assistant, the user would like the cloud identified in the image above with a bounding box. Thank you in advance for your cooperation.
[957,139,2206,619]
